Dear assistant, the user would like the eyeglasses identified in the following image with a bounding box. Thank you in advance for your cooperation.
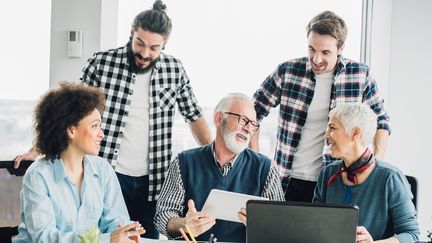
[223,112,260,131]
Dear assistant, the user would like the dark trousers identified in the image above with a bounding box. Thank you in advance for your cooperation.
[284,177,317,202]
[116,172,159,239]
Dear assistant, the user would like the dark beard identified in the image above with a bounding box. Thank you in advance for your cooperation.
[126,42,158,74]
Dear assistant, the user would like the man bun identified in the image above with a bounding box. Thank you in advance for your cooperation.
[153,0,167,12]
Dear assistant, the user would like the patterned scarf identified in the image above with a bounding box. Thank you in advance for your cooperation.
[327,148,375,186]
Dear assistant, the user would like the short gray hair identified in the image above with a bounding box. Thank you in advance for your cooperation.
[214,93,253,113]
[329,103,377,145]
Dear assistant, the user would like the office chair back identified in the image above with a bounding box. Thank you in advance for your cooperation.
[405,175,418,209]
[0,226,18,243]
[0,160,33,242]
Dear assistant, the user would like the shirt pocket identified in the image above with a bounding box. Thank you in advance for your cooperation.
[158,88,177,110]
[52,204,74,232]
[82,204,103,230]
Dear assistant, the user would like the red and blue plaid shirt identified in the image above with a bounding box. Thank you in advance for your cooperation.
[253,56,390,191]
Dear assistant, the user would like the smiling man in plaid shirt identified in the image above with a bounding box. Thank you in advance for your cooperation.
[80,0,212,239]
[251,11,391,203]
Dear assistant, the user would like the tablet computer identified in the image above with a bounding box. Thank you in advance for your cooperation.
[201,189,268,223]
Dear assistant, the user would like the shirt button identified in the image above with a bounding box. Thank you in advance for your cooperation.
[114,150,119,154]
[124,111,128,115]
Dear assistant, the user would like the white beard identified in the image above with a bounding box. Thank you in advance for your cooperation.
[222,130,250,154]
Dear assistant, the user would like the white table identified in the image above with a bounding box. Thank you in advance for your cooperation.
[141,238,232,243]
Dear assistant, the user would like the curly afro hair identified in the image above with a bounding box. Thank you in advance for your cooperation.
[34,81,105,159]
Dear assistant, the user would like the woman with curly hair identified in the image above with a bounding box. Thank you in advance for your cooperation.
[13,81,145,243]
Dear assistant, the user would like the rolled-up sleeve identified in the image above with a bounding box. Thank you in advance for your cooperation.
[80,54,100,87]
[252,64,282,122]
[175,63,202,123]
[363,71,391,134]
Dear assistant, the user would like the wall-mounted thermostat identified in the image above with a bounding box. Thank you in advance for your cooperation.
[67,30,82,58]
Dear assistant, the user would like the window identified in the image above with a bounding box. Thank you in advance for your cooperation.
[0,0,51,226]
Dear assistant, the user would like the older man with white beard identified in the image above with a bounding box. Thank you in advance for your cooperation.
[154,93,284,242]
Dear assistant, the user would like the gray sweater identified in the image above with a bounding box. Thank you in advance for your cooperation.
[313,160,419,243]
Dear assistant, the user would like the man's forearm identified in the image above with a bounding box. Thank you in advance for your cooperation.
[374,129,389,160]
[189,116,213,145]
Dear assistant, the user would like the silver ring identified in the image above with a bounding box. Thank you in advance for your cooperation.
[126,231,131,238]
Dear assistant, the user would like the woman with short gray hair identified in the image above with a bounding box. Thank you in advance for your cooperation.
[313,103,419,243]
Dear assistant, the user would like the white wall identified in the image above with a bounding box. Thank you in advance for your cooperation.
[386,0,432,239]
[100,0,119,51]
[369,0,393,102]
[49,0,102,87]
[356,0,432,238]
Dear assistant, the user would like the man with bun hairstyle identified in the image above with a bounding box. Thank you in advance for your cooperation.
[81,0,212,238]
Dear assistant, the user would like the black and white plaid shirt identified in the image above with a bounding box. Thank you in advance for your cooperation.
[81,43,203,201]
[154,143,285,238]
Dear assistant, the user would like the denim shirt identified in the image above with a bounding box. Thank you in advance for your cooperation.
[13,155,130,243]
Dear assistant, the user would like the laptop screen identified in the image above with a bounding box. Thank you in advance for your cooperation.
[246,200,358,243]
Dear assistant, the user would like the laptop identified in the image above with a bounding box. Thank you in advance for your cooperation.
[246,200,358,243]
